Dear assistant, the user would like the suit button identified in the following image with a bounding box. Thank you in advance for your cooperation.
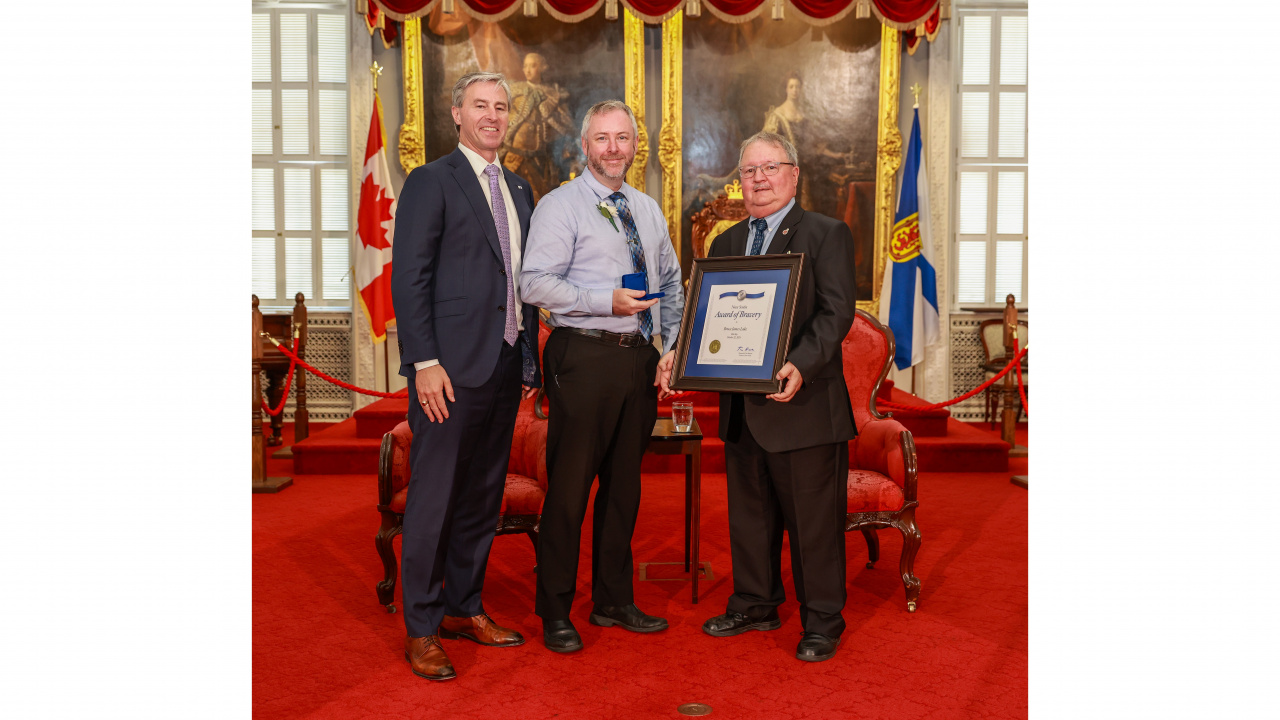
[498,305,505,312]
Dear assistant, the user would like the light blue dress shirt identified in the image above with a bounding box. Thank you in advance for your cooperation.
[746,197,796,255]
[520,171,685,354]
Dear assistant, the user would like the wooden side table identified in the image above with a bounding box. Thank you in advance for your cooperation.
[646,417,705,603]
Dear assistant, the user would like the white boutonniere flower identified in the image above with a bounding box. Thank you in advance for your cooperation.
[596,200,619,232]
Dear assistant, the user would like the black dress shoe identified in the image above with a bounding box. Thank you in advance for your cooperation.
[795,631,840,662]
[542,619,583,653]
[702,610,782,637]
[588,603,669,633]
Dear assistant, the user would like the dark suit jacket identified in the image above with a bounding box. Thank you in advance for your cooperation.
[391,148,541,388]
[708,202,857,453]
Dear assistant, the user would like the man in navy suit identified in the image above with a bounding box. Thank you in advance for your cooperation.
[390,72,541,681]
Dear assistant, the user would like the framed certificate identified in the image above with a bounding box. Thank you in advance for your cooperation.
[670,254,804,394]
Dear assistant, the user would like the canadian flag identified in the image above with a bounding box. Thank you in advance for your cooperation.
[355,95,397,342]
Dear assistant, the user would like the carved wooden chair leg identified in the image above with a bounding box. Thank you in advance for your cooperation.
[375,511,402,612]
[528,529,539,573]
[896,507,922,613]
[860,528,880,569]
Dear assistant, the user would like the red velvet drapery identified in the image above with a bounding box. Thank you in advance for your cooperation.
[368,0,941,27]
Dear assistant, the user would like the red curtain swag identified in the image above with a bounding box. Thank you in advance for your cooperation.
[366,0,941,27]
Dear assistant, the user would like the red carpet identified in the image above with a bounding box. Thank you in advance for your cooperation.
[255,425,1027,719]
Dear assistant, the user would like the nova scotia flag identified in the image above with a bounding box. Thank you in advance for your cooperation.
[878,107,939,371]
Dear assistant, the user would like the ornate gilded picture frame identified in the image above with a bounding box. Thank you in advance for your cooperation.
[397,9,641,201]
[658,14,901,315]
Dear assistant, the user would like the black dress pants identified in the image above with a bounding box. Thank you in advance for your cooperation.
[535,329,659,621]
[723,416,849,638]
[401,341,521,637]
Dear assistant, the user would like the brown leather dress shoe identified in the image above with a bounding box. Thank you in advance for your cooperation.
[439,612,525,647]
[404,635,456,681]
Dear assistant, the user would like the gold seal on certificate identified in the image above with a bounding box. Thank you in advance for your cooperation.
[696,284,776,366]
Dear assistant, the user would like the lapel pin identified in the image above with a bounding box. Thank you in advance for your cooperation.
[782,228,789,235]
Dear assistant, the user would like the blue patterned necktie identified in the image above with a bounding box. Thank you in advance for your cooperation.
[748,217,769,256]
[484,165,518,346]
[607,191,653,340]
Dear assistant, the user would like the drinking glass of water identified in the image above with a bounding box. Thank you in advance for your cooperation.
[672,400,693,433]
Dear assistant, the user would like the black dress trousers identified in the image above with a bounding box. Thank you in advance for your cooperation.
[534,329,659,621]
[722,417,849,638]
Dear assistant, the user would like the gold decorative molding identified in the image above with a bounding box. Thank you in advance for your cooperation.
[624,10,647,192]
[659,12,683,259]
[398,16,426,174]
[868,23,902,317]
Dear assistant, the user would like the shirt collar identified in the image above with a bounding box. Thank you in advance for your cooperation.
[582,168,628,202]
[756,197,795,232]
[457,143,501,178]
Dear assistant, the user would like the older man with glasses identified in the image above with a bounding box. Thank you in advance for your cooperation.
[694,130,858,663]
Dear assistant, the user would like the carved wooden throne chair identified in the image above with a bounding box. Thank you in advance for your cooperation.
[690,180,749,259]
[843,309,923,612]
[374,325,550,613]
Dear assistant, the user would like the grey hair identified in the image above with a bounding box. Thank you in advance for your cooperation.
[451,71,512,109]
[579,100,639,143]
[738,131,799,167]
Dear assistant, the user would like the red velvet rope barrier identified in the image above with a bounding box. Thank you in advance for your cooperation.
[262,334,410,399]
[877,344,1029,412]
[260,336,298,417]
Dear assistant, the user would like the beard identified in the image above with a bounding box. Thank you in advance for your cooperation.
[588,151,634,181]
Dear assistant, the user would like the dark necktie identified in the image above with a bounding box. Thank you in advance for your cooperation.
[484,165,518,346]
[607,191,653,340]
[748,217,769,256]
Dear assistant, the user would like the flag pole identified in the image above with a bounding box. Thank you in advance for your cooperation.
[909,80,923,398]
[370,61,389,394]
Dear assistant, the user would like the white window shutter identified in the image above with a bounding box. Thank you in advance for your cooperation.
[322,238,351,301]
[957,241,988,304]
[961,16,992,85]
[285,238,313,299]
[1000,16,1028,86]
[279,14,308,83]
[317,14,346,84]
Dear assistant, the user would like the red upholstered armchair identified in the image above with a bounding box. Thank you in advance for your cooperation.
[374,326,551,613]
[842,309,922,612]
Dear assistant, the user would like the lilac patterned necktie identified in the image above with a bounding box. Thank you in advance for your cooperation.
[748,217,769,256]
[606,191,653,340]
[484,164,518,346]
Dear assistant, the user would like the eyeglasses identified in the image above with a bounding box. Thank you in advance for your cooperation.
[738,162,796,178]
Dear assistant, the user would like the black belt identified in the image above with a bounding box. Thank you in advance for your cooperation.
[558,326,651,348]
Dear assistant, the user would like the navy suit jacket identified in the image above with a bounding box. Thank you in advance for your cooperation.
[708,203,856,453]
[391,148,541,388]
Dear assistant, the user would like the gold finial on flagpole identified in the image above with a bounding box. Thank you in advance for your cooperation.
[910,82,923,109]
[370,61,384,95]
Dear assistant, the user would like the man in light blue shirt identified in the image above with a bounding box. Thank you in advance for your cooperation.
[520,99,684,653]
